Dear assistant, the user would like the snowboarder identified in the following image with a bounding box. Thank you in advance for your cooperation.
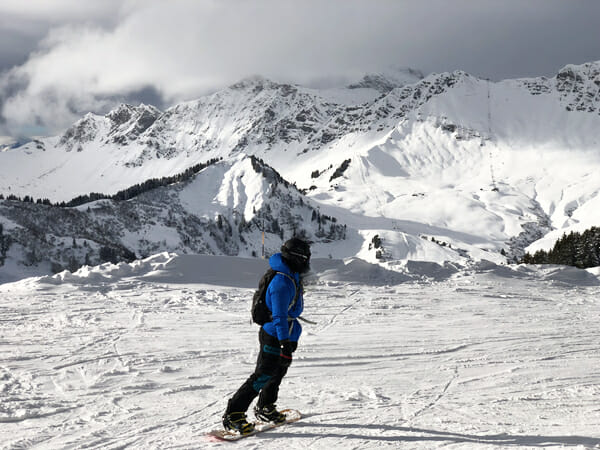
[222,237,311,434]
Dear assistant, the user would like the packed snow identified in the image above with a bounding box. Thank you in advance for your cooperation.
[1,253,599,449]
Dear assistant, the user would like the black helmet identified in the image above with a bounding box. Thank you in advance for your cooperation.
[281,237,311,274]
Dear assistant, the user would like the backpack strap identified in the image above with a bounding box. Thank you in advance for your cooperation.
[275,271,299,314]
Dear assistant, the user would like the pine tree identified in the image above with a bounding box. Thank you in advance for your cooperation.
[0,223,10,265]
[521,226,600,268]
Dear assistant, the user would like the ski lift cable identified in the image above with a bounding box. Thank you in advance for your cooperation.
[487,79,498,191]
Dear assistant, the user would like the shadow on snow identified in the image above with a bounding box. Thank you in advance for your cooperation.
[266,421,600,447]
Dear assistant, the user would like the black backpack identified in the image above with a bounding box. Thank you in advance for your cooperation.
[251,269,299,325]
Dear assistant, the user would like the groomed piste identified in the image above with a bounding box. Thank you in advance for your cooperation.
[1,253,599,448]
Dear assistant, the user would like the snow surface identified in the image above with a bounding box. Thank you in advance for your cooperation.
[2,253,599,449]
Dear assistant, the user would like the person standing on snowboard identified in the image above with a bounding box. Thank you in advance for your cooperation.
[222,237,311,434]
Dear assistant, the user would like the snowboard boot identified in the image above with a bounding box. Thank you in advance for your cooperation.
[254,404,287,424]
[222,412,255,434]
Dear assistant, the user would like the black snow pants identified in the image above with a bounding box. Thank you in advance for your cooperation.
[226,327,297,414]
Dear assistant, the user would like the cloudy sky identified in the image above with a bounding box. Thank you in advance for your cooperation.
[1,0,599,143]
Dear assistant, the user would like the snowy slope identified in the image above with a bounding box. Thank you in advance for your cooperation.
[300,65,600,260]
[1,62,600,280]
[0,156,345,283]
[1,254,599,448]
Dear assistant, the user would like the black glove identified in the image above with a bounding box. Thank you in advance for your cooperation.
[279,339,294,367]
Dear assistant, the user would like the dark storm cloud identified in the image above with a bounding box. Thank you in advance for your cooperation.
[408,1,600,80]
[0,0,599,139]
[0,28,38,74]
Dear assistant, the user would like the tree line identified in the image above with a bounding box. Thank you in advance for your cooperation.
[521,226,600,269]
[0,158,221,207]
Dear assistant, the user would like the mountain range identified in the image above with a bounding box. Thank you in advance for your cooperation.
[1,62,599,282]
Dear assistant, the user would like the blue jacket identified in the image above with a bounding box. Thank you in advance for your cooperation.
[262,253,304,342]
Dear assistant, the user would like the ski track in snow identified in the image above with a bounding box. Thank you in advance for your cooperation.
[1,261,600,449]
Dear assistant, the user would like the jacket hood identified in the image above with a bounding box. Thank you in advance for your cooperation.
[269,253,292,275]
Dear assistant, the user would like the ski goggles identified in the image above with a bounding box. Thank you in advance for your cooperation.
[288,250,310,260]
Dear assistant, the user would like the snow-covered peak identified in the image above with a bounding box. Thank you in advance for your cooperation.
[58,112,107,151]
[57,103,162,152]
[105,103,160,125]
[555,60,600,81]
[348,67,424,93]
[105,103,162,145]
[512,60,600,113]
[228,75,284,92]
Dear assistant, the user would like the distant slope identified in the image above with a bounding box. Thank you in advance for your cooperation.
[0,156,345,282]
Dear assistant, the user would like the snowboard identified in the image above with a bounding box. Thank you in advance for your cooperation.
[206,409,301,442]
